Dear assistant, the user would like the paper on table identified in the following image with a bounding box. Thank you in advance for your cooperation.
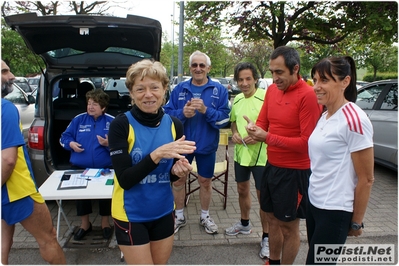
[82,168,102,177]
[58,174,88,189]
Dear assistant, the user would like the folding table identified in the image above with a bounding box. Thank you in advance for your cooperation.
[38,170,114,240]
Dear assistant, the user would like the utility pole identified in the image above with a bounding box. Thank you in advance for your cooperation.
[177,1,184,83]
[170,11,174,83]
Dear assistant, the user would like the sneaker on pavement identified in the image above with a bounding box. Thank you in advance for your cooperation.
[200,216,218,234]
[225,221,252,236]
[174,216,187,234]
[259,237,270,259]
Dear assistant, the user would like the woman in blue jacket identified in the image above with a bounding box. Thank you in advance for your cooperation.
[60,88,114,240]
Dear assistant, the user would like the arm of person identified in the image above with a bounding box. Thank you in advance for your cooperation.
[198,86,231,129]
[108,114,158,190]
[1,146,18,186]
[348,147,375,237]
[264,91,321,153]
[163,85,188,123]
[230,121,240,144]
[109,114,195,190]
[59,116,79,151]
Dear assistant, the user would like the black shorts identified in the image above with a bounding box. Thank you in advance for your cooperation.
[260,162,310,222]
[234,161,265,190]
[113,212,174,246]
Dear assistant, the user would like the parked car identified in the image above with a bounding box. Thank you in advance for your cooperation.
[170,76,191,91]
[5,12,162,187]
[227,78,241,96]
[90,77,107,89]
[356,80,370,87]
[216,77,230,89]
[4,83,36,142]
[104,78,129,96]
[14,77,33,94]
[27,76,40,91]
[356,79,398,171]
[258,78,273,90]
[105,77,170,103]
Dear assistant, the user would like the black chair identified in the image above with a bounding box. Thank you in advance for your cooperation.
[77,81,95,99]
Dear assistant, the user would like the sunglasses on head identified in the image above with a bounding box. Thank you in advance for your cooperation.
[191,63,206,68]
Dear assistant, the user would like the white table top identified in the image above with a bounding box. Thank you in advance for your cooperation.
[38,170,114,200]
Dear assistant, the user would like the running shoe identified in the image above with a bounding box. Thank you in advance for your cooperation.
[225,221,252,236]
[259,237,270,259]
[200,216,218,234]
[174,216,187,234]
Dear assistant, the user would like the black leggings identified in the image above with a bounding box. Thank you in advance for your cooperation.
[76,199,111,216]
[305,202,352,265]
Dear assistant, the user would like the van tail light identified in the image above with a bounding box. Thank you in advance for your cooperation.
[28,126,44,150]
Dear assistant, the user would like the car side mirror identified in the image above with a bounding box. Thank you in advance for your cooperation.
[27,95,36,104]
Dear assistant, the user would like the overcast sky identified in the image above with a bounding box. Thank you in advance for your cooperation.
[108,1,179,41]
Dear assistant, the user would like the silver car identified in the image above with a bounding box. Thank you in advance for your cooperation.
[356,79,398,171]
[4,83,36,142]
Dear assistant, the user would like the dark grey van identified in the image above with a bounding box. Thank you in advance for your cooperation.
[5,13,162,186]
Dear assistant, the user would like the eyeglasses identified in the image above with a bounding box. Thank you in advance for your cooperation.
[191,63,207,68]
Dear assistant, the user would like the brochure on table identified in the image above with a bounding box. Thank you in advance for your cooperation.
[57,168,114,190]
[58,173,88,189]
[81,168,114,182]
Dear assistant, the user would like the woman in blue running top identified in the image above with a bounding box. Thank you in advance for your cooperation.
[108,59,196,264]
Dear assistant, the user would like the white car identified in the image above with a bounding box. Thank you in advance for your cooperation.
[258,78,273,90]
[4,83,36,142]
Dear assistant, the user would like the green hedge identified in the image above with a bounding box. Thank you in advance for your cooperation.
[362,72,398,82]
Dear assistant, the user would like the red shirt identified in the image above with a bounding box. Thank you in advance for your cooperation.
[256,78,322,169]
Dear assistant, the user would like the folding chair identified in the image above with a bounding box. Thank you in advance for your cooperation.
[185,131,229,209]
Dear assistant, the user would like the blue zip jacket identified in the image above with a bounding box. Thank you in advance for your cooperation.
[60,112,114,168]
[163,77,230,154]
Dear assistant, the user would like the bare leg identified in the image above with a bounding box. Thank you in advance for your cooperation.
[119,243,153,264]
[237,181,251,220]
[198,175,212,211]
[20,201,66,264]
[119,235,174,265]
[172,175,186,210]
[150,235,174,265]
[80,214,90,230]
[1,220,15,265]
[101,216,110,228]
[266,212,283,261]
[256,189,269,234]
[280,218,300,264]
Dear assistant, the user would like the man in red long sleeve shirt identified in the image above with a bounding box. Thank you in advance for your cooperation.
[245,46,322,265]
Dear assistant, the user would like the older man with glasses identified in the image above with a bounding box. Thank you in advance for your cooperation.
[164,50,230,235]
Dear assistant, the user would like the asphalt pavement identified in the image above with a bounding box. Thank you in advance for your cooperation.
[7,139,398,265]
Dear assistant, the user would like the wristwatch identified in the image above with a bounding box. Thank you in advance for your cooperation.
[350,221,364,230]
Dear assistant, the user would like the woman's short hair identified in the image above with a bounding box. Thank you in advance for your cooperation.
[125,59,169,91]
[86,89,109,109]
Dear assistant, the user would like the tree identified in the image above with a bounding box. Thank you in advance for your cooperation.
[364,43,398,80]
[231,40,273,78]
[185,1,398,48]
[1,18,45,76]
[183,24,234,77]
[1,1,116,17]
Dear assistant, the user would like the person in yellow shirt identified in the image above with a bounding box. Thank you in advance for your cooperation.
[304,75,314,86]
[225,62,270,259]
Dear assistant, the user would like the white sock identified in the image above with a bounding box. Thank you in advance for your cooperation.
[175,209,184,220]
[201,209,209,220]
